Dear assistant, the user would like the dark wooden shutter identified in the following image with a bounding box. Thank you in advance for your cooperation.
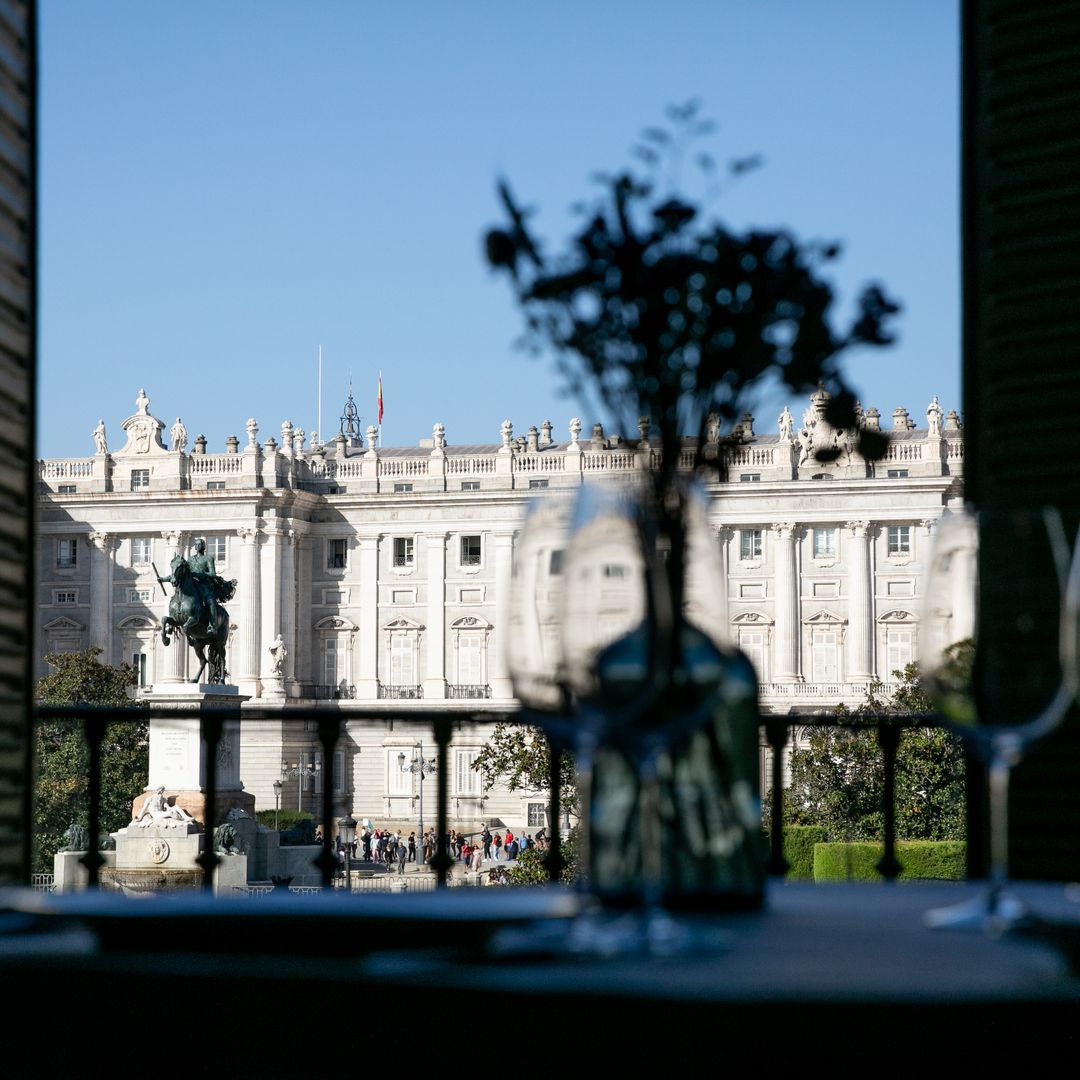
[963,0,1080,878]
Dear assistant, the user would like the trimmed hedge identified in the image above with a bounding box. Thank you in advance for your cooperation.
[764,826,827,881]
[813,840,966,882]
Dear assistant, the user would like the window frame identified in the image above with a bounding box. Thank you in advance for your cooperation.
[130,468,150,491]
[459,534,482,568]
[327,538,348,570]
[392,536,415,569]
[739,528,763,561]
[887,525,912,557]
[812,527,838,559]
[130,537,152,567]
[56,538,77,569]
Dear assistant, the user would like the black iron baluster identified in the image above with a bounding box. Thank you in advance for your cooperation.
[765,718,790,878]
[79,712,107,888]
[876,722,902,881]
[431,715,452,887]
[196,707,224,891]
[545,731,564,883]
[315,715,342,888]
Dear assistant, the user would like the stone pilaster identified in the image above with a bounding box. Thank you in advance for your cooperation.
[159,530,187,683]
[490,530,515,698]
[233,526,260,694]
[845,521,874,681]
[771,522,801,681]
[423,532,447,698]
[355,535,380,698]
[259,525,284,688]
[88,532,116,664]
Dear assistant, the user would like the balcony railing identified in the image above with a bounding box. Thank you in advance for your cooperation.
[31,701,954,892]
[447,684,492,699]
[377,683,424,699]
[298,683,356,700]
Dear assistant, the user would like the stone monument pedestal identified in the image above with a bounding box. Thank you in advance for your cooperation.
[136,683,256,825]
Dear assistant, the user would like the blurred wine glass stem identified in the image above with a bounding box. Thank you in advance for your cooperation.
[987,732,1023,918]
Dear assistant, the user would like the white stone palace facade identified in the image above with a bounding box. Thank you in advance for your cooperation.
[37,389,964,830]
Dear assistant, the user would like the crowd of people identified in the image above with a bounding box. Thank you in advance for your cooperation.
[334,823,548,876]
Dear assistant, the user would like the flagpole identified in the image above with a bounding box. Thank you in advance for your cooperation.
[317,344,323,446]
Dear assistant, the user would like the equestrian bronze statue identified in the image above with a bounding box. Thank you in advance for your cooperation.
[155,538,237,684]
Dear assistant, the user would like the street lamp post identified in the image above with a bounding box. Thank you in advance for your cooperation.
[281,760,321,815]
[272,779,283,832]
[398,743,437,866]
[338,813,356,891]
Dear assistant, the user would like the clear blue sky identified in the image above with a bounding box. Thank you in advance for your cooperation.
[39,2,959,458]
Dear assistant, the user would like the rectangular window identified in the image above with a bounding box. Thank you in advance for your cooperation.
[886,627,914,674]
[128,588,153,603]
[207,480,226,490]
[54,590,78,605]
[811,629,839,683]
[456,750,480,796]
[130,469,150,491]
[738,628,766,680]
[206,536,227,563]
[332,750,344,795]
[888,526,911,556]
[56,539,77,568]
[131,652,148,687]
[739,473,761,483]
[389,633,415,685]
[812,528,837,558]
[388,750,413,796]
[323,637,345,687]
[327,538,347,569]
[460,535,482,566]
[602,563,628,579]
[528,803,547,828]
[739,529,762,560]
[529,478,549,489]
[58,484,76,495]
[131,537,152,566]
[393,537,414,568]
[457,632,484,685]
[549,549,564,575]
[886,469,909,479]
[393,482,413,493]
[461,480,480,492]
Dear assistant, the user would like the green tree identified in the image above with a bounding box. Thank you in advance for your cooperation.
[472,722,578,816]
[779,657,968,842]
[34,648,149,872]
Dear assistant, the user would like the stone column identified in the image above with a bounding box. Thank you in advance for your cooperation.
[88,532,116,664]
[490,530,515,698]
[233,526,261,694]
[159,530,187,682]
[771,522,800,682]
[281,527,301,689]
[845,521,874,681]
[716,526,732,642]
[423,532,447,699]
[355,535,380,698]
[259,525,284,695]
[295,531,312,687]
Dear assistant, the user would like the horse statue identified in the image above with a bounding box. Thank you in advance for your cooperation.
[159,552,235,684]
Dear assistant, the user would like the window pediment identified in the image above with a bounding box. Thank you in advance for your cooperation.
[43,616,84,631]
[315,615,358,631]
[117,615,158,630]
[879,609,918,623]
[450,615,492,630]
[803,609,846,625]
[732,611,773,625]
[383,616,423,631]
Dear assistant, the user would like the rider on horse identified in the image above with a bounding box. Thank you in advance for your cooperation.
[185,537,232,626]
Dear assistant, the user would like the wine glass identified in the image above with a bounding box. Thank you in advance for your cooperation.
[919,506,1079,932]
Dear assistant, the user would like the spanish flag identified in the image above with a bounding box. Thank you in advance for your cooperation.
[377,372,384,424]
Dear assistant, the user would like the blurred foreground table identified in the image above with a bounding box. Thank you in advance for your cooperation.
[2,881,1078,1066]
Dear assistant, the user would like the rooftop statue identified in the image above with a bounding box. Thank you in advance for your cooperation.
[156,538,237,684]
